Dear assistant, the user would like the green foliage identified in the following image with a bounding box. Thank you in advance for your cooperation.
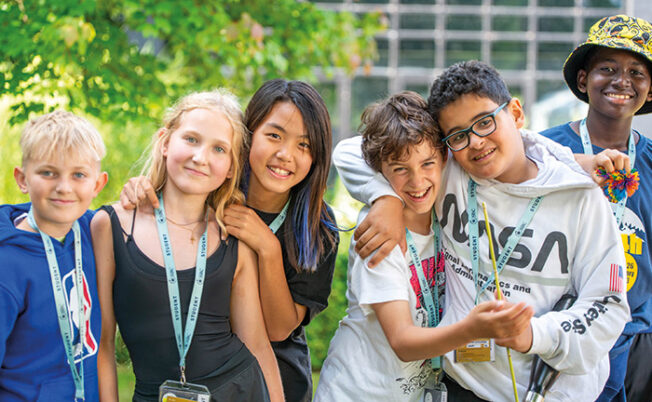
[0,0,378,379]
[0,0,384,126]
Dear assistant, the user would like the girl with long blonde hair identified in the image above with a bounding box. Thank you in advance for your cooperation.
[92,90,283,401]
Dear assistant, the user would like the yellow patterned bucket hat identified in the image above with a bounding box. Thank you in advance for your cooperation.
[563,14,652,115]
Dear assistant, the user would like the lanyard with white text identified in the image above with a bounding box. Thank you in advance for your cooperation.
[268,199,290,234]
[579,118,635,226]
[154,194,208,382]
[405,211,441,370]
[27,208,86,400]
[468,180,543,304]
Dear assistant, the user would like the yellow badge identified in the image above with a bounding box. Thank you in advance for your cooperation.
[162,397,196,402]
[455,339,495,363]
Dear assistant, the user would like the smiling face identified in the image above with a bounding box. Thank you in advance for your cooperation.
[14,154,107,237]
[247,101,313,207]
[578,47,652,119]
[381,141,444,226]
[162,107,234,198]
[439,94,532,183]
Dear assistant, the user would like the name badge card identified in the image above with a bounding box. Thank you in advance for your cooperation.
[423,381,447,402]
[454,338,495,363]
[159,380,211,402]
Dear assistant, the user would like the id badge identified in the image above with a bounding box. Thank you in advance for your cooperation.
[159,380,211,402]
[454,338,495,363]
[423,381,447,402]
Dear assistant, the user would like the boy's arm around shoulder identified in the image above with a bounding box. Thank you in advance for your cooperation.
[332,136,399,205]
[90,209,119,401]
[333,137,406,265]
[525,189,629,375]
[231,241,284,402]
[531,128,632,182]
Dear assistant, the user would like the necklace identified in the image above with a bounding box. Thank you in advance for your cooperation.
[165,215,206,243]
[165,216,204,227]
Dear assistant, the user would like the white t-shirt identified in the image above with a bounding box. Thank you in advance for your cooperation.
[315,208,444,402]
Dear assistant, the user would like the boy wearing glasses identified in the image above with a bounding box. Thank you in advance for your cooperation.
[333,60,629,401]
[315,92,533,402]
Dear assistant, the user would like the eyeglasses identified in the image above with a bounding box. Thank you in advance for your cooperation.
[442,102,508,151]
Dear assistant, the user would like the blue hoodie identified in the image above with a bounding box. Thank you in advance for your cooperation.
[0,203,100,401]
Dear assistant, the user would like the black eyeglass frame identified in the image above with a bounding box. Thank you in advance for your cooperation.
[441,102,509,152]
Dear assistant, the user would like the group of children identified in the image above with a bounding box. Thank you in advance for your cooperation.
[320,14,651,402]
[0,13,650,402]
[1,80,338,402]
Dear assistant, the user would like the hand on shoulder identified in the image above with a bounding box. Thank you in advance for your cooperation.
[354,195,406,267]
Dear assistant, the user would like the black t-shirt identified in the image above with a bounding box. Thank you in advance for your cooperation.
[255,204,339,402]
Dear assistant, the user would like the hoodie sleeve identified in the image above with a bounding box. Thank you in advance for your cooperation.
[523,129,589,178]
[0,283,20,365]
[332,136,400,205]
[527,188,630,374]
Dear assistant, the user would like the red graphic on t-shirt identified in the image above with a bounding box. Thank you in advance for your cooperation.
[408,251,445,310]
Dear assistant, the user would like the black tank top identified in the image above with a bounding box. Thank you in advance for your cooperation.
[104,206,250,393]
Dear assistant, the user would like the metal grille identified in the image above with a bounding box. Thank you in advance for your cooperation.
[313,0,633,142]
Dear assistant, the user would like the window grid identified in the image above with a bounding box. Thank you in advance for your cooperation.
[314,0,633,143]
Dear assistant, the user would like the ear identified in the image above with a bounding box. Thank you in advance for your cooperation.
[577,69,588,94]
[13,167,28,194]
[507,98,525,129]
[158,128,169,157]
[647,85,652,102]
[93,171,109,196]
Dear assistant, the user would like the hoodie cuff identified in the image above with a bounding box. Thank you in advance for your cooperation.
[527,316,553,357]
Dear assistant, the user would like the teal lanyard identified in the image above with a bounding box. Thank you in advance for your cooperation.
[579,119,636,226]
[405,211,442,370]
[27,209,85,400]
[154,195,208,383]
[268,199,290,234]
[468,180,543,304]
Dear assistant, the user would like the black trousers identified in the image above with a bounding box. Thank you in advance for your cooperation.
[442,374,489,402]
[625,332,652,402]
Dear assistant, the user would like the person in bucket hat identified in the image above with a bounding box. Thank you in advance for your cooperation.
[542,14,652,402]
[562,14,652,115]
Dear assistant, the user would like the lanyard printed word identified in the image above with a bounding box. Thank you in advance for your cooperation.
[405,211,442,370]
[268,199,290,234]
[154,195,208,383]
[468,180,543,303]
[27,209,86,400]
[579,119,636,226]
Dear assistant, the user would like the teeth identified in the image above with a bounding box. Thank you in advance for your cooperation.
[475,149,493,160]
[269,166,291,176]
[408,189,429,198]
[607,93,631,100]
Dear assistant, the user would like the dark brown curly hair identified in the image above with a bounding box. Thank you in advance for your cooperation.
[360,91,444,172]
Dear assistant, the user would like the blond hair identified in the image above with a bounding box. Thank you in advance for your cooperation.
[20,110,106,167]
[142,89,246,233]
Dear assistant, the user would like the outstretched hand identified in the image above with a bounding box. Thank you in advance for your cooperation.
[354,196,406,267]
[465,300,534,352]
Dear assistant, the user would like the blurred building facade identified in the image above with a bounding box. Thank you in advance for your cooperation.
[311,0,651,141]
